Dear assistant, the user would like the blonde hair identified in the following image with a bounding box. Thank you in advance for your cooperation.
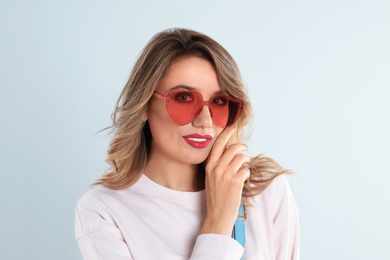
[94,28,290,198]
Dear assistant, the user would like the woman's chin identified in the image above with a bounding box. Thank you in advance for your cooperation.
[184,154,209,165]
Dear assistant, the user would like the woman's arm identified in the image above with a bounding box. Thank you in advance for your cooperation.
[76,203,244,260]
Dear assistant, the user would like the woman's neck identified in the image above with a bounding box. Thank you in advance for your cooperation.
[144,150,205,192]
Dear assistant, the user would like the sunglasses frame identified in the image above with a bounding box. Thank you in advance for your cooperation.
[153,88,244,128]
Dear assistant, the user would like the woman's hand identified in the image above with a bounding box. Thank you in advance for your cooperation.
[201,125,250,236]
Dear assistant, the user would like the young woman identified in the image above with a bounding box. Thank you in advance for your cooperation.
[75,28,299,260]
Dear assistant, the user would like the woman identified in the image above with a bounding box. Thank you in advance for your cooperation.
[75,28,299,260]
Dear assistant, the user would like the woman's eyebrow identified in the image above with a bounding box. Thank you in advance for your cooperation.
[170,85,196,91]
[170,85,224,95]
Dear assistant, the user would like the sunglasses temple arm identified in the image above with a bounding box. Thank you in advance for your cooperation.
[153,91,166,101]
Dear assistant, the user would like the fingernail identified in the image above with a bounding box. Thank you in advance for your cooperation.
[230,123,237,129]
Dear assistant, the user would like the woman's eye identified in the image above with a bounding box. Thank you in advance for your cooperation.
[212,96,228,105]
[174,92,194,102]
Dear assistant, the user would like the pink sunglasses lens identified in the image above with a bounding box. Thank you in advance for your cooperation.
[166,89,202,125]
[210,95,243,127]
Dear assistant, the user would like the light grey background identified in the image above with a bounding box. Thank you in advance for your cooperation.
[1,1,389,259]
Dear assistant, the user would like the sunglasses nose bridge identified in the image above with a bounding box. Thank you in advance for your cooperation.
[199,100,213,116]
[195,102,212,117]
[201,100,210,106]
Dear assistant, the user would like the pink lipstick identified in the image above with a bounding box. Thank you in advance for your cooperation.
[183,134,212,149]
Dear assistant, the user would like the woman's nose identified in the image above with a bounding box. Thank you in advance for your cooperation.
[192,105,213,128]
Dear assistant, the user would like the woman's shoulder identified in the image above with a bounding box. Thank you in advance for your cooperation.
[251,174,299,214]
[76,186,118,221]
[75,185,130,240]
[75,184,143,238]
[263,174,293,195]
[77,185,114,207]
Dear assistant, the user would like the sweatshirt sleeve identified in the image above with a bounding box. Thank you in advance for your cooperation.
[75,196,134,260]
[272,175,300,260]
[190,234,244,260]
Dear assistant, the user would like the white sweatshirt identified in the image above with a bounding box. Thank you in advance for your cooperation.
[75,174,299,260]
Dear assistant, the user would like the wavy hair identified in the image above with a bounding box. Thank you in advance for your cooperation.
[93,28,290,199]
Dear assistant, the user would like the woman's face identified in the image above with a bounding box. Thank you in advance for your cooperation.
[147,56,224,165]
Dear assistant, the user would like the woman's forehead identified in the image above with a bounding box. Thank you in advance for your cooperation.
[156,56,221,97]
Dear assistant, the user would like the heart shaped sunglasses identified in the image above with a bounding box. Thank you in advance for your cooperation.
[153,88,244,128]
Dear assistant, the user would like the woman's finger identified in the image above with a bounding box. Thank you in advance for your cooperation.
[228,153,250,173]
[236,167,250,183]
[208,125,237,163]
[217,143,247,167]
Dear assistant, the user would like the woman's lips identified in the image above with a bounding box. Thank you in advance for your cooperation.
[183,134,212,149]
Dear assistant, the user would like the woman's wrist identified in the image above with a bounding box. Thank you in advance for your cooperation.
[200,215,235,236]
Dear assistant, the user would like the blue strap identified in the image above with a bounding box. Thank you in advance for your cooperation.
[232,204,246,247]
